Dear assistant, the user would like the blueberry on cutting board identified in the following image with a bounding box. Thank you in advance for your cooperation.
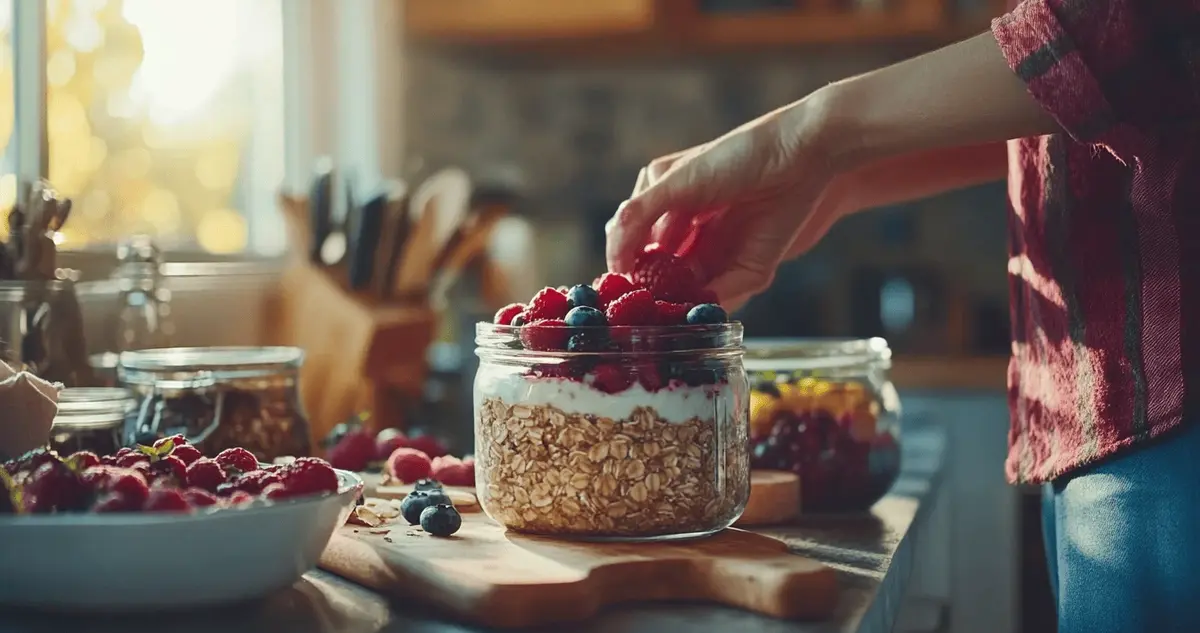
[420,504,463,537]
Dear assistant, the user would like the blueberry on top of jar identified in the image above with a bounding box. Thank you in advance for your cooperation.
[564,306,606,328]
[686,303,728,325]
[566,284,601,310]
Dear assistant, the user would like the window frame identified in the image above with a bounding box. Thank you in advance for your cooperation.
[5,0,403,261]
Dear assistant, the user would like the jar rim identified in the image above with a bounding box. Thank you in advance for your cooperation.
[475,321,744,358]
[118,346,304,385]
[743,337,891,371]
[54,387,135,429]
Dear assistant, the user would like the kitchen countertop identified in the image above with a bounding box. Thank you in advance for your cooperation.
[3,429,946,633]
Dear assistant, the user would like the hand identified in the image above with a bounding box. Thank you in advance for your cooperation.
[606,95,848,311]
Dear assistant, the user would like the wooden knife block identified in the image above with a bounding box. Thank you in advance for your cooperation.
[269,195,437,445]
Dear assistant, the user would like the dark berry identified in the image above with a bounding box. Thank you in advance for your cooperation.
[686,303,727,325]
[81,466,151,508]
[493,303,526,325]
[524,287,571,321]
[185,457,227,492]
[564,306,606,327]
[631,244,706,302]
[565,284,600,309]
[636,364,664,391]
[218,468,282,496]
[413,478,443,492]
[23,460,87,512]
[589,364,634,394]
[6,447,60,476]
[280,457,339,497]
[114,452,149,469]
[148,455,188,487]
[754,381,781,397]
[328,429,376,472]
[566,330,610,353]
[400,489,452,525]
[419,503,462,537]
[654,301,692,326]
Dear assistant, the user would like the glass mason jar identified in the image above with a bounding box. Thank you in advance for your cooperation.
[474,322,750,541]
[49,387,137,456]
[118,347,312,461]
[0,279,92,387]
[744,338,901,513]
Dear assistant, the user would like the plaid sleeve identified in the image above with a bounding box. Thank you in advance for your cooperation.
[992,0,1200,144]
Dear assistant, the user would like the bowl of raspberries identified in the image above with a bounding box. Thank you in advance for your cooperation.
[0,436,363,610]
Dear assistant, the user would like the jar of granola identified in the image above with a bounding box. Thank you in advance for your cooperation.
[118,347,312,461]
[744,338,901,513]
[49,387,137,456]
[474,322,750,541]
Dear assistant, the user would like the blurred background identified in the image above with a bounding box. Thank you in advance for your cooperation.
[0,1,1049,632]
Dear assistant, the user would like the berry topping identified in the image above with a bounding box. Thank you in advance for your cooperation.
[171,445,203,466]
[588,364,634,394]
[655,301,693,326]
[114,452,149,469]
[519,319,569,351]
[328,429,376,472]
[605,288,657,326]
[81,466,150,506]
[524,287,571,322]
[64,451,101,473]
[215,447,260,475]
[686,303,728,325]
[23,460,88,513]
[147,455,188,487]
[143,487,192,513]
[401,489,452,525]
[387,448,433,484]
[218,468,283,496]
[593,273,637,308]
[412,478,442,492]
[563,306,606,328]
[566,330,611,353]
[565,284,600,309]
[182,488,220,508]
[632,245,705,303]
[185,458,227,492]
[493,303,526,326]
[280,457,339,497]
[420,504,463,537]
[5,447,60,476]
[374,427,410,461]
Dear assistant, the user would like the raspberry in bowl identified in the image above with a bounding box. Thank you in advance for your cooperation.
[474,252,750,541]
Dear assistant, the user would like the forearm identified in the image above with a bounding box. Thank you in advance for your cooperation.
[817,32,1057,170]
[835,142,1008,214]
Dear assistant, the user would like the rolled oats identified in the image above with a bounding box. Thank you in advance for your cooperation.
[476,398,750,538]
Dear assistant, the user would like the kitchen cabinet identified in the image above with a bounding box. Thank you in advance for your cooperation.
[403,0,1004,53]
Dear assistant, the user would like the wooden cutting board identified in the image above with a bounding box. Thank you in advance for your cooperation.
[319,514,837,628]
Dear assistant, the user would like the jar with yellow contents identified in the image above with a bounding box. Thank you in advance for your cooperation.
[744,338,900,513]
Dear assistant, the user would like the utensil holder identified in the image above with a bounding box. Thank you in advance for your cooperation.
[271,194,438,444]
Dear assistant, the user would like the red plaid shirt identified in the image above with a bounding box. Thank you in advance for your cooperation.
[992,0,1200,483]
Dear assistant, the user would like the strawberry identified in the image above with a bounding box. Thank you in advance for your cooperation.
[524,287,570,322]
[215,447,259,475]
[281,457,339,497]
[631,245,705,302]
[519,318,569,351]
[589,364,634,394]
[605,289,657,326]
[185,457,226,492]
[327,429,375,472]
[387,448,433,484]
[593,273,636,308]
[655,300,693,325]
[493,303,526,326]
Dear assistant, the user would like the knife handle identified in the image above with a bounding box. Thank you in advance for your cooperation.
[348,195,386,291]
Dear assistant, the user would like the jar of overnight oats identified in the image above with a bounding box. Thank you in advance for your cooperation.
[744,338,901,513]
[474,322,750,541]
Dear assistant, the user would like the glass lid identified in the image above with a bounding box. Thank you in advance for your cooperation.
[118,346,304,385]
[743,337,892,372]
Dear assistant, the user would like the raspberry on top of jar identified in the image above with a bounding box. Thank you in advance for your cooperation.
[474,245,750,540]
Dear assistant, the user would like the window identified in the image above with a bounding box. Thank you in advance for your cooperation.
[0,0,287,256]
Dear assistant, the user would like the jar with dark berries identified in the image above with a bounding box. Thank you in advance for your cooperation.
[118,347,312,462]
[474,320,751,541]
[744,338,901,513]
[49,388,137,456]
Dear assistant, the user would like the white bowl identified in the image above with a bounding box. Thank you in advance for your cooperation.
[0,468,363,611]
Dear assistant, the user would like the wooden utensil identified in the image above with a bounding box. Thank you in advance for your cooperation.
[737,470,801,527]
[319,514,838,629]
[390,168,472,300]
[428,206,507,308]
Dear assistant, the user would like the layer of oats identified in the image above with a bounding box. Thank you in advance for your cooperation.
[476,396,750,537]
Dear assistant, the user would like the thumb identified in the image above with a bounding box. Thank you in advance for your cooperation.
[606,153,726,274]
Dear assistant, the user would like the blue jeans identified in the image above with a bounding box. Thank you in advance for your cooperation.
[1042,422,1200,633]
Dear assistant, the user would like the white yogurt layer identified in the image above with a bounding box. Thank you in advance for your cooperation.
[476,371,736,424]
